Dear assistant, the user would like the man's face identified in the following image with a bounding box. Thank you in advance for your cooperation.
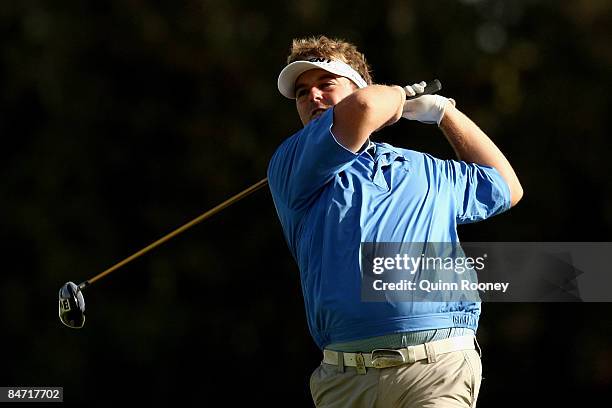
[294,68,357,126]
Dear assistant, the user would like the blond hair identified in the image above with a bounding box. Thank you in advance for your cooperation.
[286,35,373,85]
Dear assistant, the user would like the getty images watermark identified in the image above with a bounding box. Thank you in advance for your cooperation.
[361,242,612,302]
[371,252,509,295]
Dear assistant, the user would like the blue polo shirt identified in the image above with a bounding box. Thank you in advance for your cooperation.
[267,108,511,349]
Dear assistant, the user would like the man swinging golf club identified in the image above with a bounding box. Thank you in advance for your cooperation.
[268,35,523,407]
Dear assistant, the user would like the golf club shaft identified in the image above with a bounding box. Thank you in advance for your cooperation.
[405,79,442,100]
[79,177,269,290]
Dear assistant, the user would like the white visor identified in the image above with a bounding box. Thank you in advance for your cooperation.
[277,57,367,99]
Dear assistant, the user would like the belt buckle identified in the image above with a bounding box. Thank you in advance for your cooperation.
[371,348,406,369]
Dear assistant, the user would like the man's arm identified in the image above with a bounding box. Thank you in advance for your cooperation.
[439,104,524,207]
[332,85,406,152]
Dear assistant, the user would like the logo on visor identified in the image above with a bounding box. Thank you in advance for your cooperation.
[308,57,332,64]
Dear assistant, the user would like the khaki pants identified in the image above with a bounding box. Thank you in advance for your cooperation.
[310,349,482,408]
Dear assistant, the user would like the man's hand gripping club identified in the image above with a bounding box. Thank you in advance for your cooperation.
[402,81,456,125]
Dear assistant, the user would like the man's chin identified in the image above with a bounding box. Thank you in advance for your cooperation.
[311,109,326,121]
[302,109,327,126]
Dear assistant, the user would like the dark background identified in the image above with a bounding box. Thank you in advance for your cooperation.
[2,0,611,405]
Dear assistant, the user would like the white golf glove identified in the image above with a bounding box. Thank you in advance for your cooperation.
[402,81,455,125]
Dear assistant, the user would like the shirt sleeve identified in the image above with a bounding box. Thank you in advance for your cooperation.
[267,108,361,210]
[440,158,512,224]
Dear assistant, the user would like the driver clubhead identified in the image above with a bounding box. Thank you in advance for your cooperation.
[59,281,86,329]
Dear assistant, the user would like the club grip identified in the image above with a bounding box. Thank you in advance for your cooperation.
[405,79,442,100]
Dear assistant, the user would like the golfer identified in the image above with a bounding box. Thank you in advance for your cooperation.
[268,35,523,407]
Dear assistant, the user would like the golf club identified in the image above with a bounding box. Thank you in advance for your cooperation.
[59,177,269,328]
[406,79,442,100]
[58,79,443,329]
